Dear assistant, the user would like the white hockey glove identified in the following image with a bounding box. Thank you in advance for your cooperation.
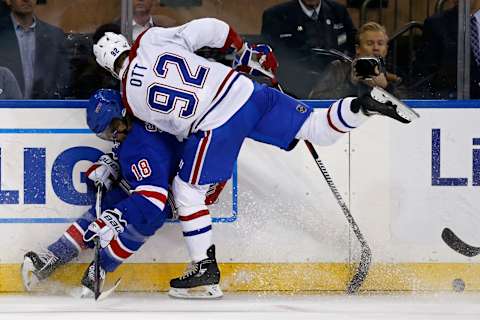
[233,42,279,78]
[86,153,120,190]
[83,209,127,248]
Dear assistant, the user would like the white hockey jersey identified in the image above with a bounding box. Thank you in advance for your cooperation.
[121,18,254,139]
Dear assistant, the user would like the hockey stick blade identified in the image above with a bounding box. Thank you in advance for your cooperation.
[97,278,122,301]
[304,141,372,294]
[347,245,372,294]
[442,227,480,257]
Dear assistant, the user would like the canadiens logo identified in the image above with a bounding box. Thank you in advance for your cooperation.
[145,122,157,132]
[296,104,307,113]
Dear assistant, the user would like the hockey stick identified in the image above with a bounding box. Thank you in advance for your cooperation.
[442,227,480,257]
[93,184,123,301]
[242,61,372,292]
[303,141,371,294]
[93,184,102,300]
[272,77,371,293]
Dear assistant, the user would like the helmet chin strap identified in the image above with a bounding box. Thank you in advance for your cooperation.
[116,57,130,80]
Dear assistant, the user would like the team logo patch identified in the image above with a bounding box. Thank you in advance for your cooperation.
[145,122,158,132]
[296,104,307,113]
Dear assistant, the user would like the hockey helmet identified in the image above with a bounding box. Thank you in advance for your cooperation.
[93,32,130,79]
[87,89,125,138]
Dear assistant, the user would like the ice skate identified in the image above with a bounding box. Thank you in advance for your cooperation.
[80,260,106,298]
[357,86,420,123]
[21,250,63,291]
[169,245,223,299]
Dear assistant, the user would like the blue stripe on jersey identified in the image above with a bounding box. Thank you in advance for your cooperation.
[182,225,212,237]
[337,99,356,129]
[194,73,241,131]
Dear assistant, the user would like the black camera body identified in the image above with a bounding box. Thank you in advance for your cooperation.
[353,57,384,79]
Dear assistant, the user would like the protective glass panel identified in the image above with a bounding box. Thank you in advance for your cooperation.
[0,0,121,100]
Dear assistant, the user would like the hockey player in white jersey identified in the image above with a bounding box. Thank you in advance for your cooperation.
[93,18,418,299]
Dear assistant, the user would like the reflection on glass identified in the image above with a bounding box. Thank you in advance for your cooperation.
[1,0,478,100]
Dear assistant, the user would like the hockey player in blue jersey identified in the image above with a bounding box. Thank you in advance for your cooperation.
[92,18,419,299]
[21,89,224,297]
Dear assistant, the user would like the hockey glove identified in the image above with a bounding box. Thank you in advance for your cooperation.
[86,153,120,190]
[233,42,279,77]
[84,209,127,248]
[352,56,382,80]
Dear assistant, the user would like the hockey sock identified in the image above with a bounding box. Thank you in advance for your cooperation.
[99,224,147,272]
[296,98,368,146]
[48,208,100,264]
[47,236,80,265]
[327,97,368,131]
[178,205,213,262]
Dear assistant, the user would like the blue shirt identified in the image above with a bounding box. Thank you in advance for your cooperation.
[11,13,36,98]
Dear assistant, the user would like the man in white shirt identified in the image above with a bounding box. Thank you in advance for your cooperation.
[132,0,176,40]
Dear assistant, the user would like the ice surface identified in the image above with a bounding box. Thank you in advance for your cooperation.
[0,292,479,320]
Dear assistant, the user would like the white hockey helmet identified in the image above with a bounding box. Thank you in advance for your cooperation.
[93,32,131,79]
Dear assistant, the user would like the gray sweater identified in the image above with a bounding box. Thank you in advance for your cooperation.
[0,66,22,99]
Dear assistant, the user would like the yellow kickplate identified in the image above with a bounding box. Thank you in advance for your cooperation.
[3,263,480,293]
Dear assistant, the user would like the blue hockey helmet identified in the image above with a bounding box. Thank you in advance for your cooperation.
[87,89,125,135]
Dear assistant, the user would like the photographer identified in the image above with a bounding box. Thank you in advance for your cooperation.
[309,22,401,99]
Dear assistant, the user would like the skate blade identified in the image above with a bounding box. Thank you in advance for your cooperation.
[371,86,420,122]
[168,284,223,299]
[21,258,39,291]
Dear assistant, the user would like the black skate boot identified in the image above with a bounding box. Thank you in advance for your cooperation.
[169,245,223,299]
[80,260,106,298]
[21,251,63,291]
[353,86,420,124]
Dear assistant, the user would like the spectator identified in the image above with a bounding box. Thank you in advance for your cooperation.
[309,22,401,99]
[0,0,9,20]
[0,66,22,99]
[262,0,356,56]
[261,0,357,98]
[0,0,70,99]
[115,0,176,41]
[414,0,480,99]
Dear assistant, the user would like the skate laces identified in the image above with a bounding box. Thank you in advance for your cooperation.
[180,263,199,280]
[38,251,59,271]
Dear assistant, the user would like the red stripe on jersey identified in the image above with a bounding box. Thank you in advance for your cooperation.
[179,209,210,221]
[191,131,211,184]
[212,69,234,101]
[121,28,150,115]
[220,27,243,52]
[135,190,167,205]
[109,238,132,260]
[327,106,347,134]
[121,76,133,115]
[66,224,88,249]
